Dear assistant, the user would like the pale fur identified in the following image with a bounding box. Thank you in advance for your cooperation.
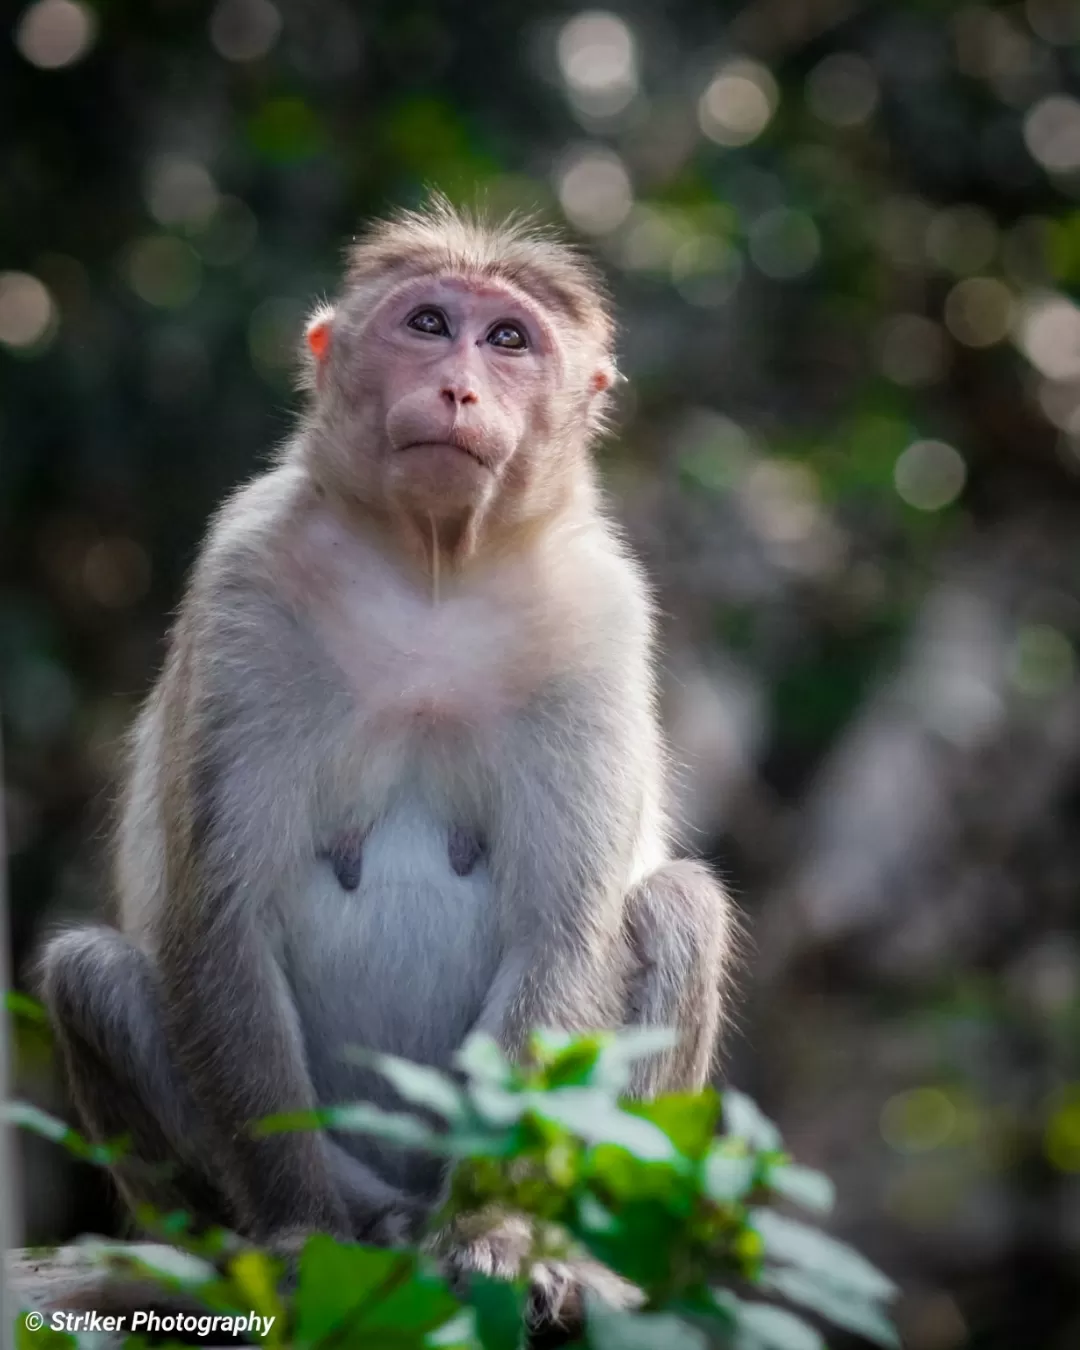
[37,199,737,1333]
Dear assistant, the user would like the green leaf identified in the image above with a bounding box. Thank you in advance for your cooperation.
[466,1273,525,1350]
[586,1303,707,1350]
[629,1091,721,1160]
[326,1101,450,1150]
[4,1102,127,1165]
[528,1089,676,1163]
[467,1082,527,1128]
[75,1239,219,1288]
[227,1248,287,1334]
[712,1292,824,1350]
[761,1267,900,1349]
[455,1033,513,1086]
[722,1090,783,1152]
[766,1164,835,1215]
[734,1302,824,1350]
[539,1036,606,1088]
[354,1271,461,1337]
[703,1147,756,1202]
[15,1317,75,1350]
[347,1048,468,1123]
[5,991,49,1024]
[428,1309,480,1348]
[293,1237,415,1346]
[257,1101,446,1152]
[590,1027,679,1092]
[750,1210,897,1301]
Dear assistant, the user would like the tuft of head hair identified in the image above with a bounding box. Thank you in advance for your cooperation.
[344,192,616,356]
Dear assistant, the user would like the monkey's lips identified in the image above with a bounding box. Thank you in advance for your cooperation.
[399,434,492,470]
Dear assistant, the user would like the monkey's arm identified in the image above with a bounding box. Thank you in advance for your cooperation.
[478,677,657,1054]
[151,582,413,1243]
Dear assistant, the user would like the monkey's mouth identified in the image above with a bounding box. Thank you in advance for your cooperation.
[402,439,491,470]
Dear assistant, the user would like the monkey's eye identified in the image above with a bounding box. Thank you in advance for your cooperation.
[487,321,528,351]
[407,308,450,337]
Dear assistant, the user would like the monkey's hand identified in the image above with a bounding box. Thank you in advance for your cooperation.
[353,1198,430,1248]
[429,1212,643,1334]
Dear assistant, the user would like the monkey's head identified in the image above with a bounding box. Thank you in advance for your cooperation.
[301,197,617,532]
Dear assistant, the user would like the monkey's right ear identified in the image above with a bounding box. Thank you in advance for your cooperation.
[300,304,335,389]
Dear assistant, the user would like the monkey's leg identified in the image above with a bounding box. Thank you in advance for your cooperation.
[448,861,735,1338]
[38,926,232,1227]
[39,927,425,1244]
[623,858,736,1099]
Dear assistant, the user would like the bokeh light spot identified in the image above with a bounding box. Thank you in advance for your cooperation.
[671,237,742,307]
[1017,293,1080,380]
[1026,0,1080,46]
[1024,95,1080,175]
[15,0,96,70]
[209,0,282,63]
[944,277,1014,347]
[806,53,878,128]
[248,297,306,381]
[925,206,998,276]
[1045,1090,1080,1171]
[125,236,202,309]
[619,206,683,272]
[749,208,820,279]
[0,272,56,350]
[1009,624,1075,698]
[699,59,778,148]
[248,96,324,162]
[881,1088,958,1153]
[739,459,822,545]
[146,156,219,229]
[557,11,637,117]
[195,197,258,266]
[879,314,949,386]
[556,147,633,234]
[894,439,967,511]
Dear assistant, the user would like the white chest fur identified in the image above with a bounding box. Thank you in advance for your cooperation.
[294,511,556,735]
[283,794,498,1081]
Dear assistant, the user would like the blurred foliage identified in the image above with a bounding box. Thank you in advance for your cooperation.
[8,1027,900,1350]
[4,1,1080,1348]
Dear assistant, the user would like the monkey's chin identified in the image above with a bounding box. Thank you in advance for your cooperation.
[390,442,495,516]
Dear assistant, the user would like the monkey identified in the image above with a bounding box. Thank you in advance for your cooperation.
[36,196,737,1332]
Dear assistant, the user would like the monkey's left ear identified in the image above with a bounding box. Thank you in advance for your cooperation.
[589,359,621,396]
[301,304,335,389]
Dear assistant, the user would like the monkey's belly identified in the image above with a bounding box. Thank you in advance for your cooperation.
[282,798,498,1189]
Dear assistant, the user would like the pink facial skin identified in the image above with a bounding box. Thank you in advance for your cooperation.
[305,273,612,531]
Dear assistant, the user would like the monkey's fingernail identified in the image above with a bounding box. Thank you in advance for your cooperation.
[448,826,483,877]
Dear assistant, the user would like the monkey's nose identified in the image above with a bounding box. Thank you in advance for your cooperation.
[440,383,479,407]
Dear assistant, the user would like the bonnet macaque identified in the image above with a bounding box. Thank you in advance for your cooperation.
[38,197,737,1330]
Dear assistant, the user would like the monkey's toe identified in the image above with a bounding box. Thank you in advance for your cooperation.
[526,1259,644,1334]
[359,1200,428,1248]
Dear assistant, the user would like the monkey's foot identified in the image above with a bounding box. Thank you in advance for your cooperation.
[438,1215,643,1336]
[526,1258,643,1332]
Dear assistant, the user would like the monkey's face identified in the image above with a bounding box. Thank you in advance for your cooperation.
[311,274,611,522]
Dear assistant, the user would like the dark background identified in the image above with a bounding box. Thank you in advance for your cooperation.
[3,1,1080,1346]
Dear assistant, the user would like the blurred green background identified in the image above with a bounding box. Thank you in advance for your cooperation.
[3,0,1080,1345]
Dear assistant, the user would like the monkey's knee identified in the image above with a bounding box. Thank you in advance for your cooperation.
[624,860,736,1094]
[40,927,168,1094]
[38,926,221,1216]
